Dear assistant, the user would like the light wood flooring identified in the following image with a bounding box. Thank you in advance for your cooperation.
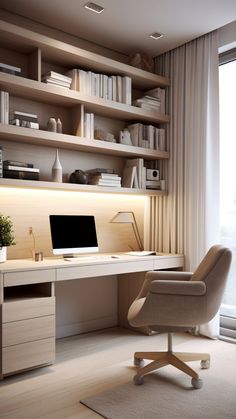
[0,328,201,419]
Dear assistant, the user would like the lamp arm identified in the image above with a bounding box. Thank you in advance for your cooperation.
[132,222,143,250]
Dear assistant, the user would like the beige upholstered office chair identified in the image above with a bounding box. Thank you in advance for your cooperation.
[128,245,232,389]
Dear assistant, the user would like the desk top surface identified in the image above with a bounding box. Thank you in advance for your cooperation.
[0,252,184,273]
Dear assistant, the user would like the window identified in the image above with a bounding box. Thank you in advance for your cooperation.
[219,49,236,342]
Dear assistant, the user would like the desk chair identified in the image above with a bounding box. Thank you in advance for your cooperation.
[128,245,232,389]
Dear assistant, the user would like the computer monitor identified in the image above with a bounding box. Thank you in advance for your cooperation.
[49,215,99,257]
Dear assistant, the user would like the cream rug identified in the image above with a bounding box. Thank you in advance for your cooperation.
[81,337,236,419]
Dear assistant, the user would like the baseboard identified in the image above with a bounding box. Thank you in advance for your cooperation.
[56,315,118,338]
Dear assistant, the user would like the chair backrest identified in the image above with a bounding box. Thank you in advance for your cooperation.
[191,244,232,321]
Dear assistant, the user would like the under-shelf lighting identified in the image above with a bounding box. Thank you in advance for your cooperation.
[84,2,104,14]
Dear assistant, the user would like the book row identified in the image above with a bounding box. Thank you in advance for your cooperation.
[67,68,132,105]
[128,123,166,150]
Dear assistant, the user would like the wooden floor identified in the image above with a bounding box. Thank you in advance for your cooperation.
[0,328,198,419]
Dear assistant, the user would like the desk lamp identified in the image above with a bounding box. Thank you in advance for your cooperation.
[110,211,143,250]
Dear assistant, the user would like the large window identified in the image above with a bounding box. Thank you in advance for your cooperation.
[219,50,236,341]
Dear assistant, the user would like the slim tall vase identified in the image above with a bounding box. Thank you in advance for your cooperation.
[52,149,62,182]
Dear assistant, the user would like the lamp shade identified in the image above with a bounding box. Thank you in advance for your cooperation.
[110,211,135,224]
[110,211,143,250]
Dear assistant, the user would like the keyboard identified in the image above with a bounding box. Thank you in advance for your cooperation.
[64,255,110,262]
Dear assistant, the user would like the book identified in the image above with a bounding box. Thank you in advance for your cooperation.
[0,62,21,74]
[42,71,72,83]
[0,91,9,124]
[3,165,39,173]
[125,158,144,189]
[3,169,39,180]
[13,111,38,122]
[122,76,132,105]
[85,168,115,175]
[122,166,138,188]
[3,160,34,168]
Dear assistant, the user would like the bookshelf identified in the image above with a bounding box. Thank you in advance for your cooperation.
[0,19,170,196]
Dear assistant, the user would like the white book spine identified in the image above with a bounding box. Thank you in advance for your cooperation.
[4,92,9,124]
[90,113,94,139]
[0,91,5,123]
[122,76,132,105]
[84,113,91,138]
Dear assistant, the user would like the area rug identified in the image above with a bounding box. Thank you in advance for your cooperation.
[80,338,236,419]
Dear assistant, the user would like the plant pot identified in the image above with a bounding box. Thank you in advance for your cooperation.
[0,246,7,263]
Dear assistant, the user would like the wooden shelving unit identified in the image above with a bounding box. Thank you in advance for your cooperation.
[0,19,171,196]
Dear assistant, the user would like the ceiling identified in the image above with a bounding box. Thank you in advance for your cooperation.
[1,0,236,57]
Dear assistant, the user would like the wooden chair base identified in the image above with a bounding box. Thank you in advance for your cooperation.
[133,333,210,383]
[134,350,210,380]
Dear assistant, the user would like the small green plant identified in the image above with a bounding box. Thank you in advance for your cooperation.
[0,214,16,247]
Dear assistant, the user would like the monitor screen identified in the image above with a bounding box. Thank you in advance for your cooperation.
[49,215,99,256]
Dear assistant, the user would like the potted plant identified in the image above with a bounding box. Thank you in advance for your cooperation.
[0,214,16,262]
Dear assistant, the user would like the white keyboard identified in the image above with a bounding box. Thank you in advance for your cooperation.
[64,255,109,262]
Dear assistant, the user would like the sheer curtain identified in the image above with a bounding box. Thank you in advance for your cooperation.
[147,30,220,336]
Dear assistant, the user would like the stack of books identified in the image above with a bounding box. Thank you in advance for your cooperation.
[0,62,21,76]
[42,71,72,89]
[3,160,40,180]
[10,111,39,129]
[133,87,165,114]
[0,91,9,124]
[86,168,121,187]
[133,95,161,111]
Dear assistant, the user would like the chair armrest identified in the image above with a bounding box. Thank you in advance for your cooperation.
[150,280,206,296]
[146,271,193,282]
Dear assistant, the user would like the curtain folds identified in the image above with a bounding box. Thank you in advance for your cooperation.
[149,30,220,272]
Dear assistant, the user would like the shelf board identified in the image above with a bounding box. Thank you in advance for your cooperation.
[0,124,169,160]
[0,20,170,90]
[0,178,167,196]
[0,73,170,124]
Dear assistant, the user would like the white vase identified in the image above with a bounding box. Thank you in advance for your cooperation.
[0,246,7,263]
[52,149,62,182]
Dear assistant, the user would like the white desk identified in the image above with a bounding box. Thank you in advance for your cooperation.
[0,253,184,378]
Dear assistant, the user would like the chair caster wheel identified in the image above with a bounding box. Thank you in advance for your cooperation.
[191,377,203,389]
[134,357,145,367]
[133,374,144,385]
[200,359,210,369]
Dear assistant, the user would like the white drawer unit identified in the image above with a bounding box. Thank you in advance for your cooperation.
[1,282,56,377]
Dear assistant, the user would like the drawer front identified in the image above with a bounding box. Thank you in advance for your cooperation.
[3,297,55,323]
[57,260,154,281]
[153,255,184,270]
[4,269,56,287]
[3,315,55,347]
[3,337,55,375]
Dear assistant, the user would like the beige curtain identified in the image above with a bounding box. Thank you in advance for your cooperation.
[146,30,220,338]
[147,30,220,272]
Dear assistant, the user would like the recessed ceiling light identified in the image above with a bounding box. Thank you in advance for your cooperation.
[84,2,104,14]
[149,32,164,40]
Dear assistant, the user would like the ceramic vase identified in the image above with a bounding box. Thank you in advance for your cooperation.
[52,149,62,182]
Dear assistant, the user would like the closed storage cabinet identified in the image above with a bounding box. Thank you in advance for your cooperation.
[2,283,56,377]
